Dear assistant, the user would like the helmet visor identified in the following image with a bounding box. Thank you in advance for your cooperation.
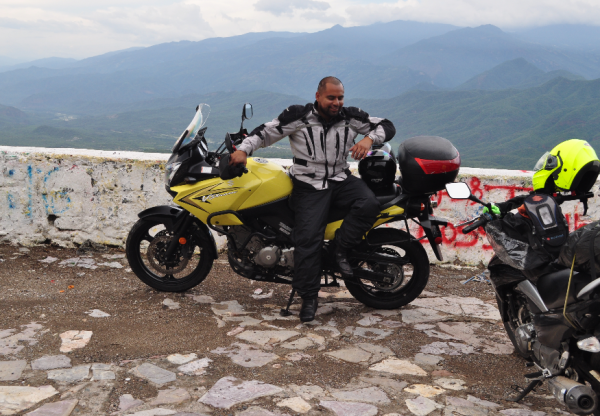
[533,152,550,172]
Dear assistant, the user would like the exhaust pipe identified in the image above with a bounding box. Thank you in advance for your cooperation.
[547,376,598,415]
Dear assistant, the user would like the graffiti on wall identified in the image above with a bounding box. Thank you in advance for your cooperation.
[2,148,598,263]
[4,164,75,219]
[402,176,595,264]
[1,149,171,247]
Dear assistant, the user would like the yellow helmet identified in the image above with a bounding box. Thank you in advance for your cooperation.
[532,139,600,194]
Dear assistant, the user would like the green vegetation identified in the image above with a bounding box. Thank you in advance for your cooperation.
[456,58,584,90]
[358,77,600,169]
[1,78,599,170]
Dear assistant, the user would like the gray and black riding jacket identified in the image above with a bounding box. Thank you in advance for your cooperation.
[237,102,396,190]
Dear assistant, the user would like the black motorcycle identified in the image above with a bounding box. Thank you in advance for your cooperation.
[445,182,600,416]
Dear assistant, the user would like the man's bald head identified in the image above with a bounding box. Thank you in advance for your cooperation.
[317,76,343,94]
[315,76,344,120]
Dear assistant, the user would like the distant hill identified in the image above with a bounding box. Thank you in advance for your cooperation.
[383,25,600,87]
[0,20,460,110]
[0,57,78,74]
[0,104,28,127]
[456,58,585,90]
[513,25,600,52]
[2,78,600,170]
[2,22,599,112]
[355,77,600,169]
[0,91,307,155]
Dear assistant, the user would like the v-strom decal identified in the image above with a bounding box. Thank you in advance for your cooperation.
[179,183,241,211]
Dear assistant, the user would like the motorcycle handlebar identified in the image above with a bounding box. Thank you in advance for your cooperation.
[462,214,492,234]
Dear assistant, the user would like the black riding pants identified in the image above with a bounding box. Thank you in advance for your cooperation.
[291,175,380,300]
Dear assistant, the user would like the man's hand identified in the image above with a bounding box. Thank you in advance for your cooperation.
[482,204,501,216]
[349,136,373,160]
[229,150,248,166]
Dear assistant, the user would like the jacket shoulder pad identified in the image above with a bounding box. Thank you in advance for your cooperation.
[343,106,370,123]
[277,103,314,126]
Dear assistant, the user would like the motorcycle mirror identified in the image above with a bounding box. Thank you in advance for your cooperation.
[242,103,253,120]
[224,133,234,154]
[445,182,471,199]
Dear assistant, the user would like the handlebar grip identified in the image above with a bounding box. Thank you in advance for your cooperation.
[462,217,487,234]
[243,167,248,174]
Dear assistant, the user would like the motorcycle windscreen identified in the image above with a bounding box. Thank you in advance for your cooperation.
[485,222,548,270]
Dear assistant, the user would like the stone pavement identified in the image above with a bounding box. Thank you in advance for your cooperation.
[0,246,573,416]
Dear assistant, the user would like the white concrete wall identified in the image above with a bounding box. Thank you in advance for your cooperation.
[1,146,598,266]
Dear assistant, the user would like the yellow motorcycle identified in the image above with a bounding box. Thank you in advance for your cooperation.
[126,103,459,309]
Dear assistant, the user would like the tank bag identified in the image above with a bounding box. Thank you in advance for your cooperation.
[523,194,568,257]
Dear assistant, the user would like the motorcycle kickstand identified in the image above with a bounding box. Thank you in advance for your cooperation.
[506,379,542,402]
[280,289,296,317]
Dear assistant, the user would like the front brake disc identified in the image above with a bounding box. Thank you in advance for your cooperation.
[147,235,189,274]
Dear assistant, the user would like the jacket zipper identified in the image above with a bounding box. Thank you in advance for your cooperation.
[302,117,316,160]
[302,132,313,157]
[321,129,328,189]
[333,131,340,177]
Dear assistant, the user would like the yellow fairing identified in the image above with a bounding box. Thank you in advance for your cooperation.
[323,205,405,240]
[171,158,293,226]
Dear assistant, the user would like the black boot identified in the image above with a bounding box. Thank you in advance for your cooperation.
[300,298,318,322]
[334,245,353,278]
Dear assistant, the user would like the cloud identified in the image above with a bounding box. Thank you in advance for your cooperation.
[343,0,600,29]
[254,0,330,16]
[3,0,600,61]
[0,2,214,59]
[93,2,215,43]
[301,11,345,24]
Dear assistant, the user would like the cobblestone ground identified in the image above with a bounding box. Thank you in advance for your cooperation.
[0,244,573,416]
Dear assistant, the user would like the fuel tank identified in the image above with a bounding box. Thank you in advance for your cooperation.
[171,158,293,225]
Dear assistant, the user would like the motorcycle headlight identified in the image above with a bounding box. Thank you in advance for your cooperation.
[578,337,600,353]
[165,162,182,186]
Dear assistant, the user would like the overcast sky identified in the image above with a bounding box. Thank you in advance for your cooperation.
[2,0,600,61]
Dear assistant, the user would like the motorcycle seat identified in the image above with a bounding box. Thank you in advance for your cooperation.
[536,269,593,310]
[373,184,401,207]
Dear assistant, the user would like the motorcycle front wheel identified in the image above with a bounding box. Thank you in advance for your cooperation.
[126,218,214,292]
[345,240,429,309]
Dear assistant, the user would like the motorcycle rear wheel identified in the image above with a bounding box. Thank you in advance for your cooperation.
[126,218,213,292]
[345,240,429,309]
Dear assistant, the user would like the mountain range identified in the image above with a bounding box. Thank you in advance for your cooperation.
[0,20,599,169]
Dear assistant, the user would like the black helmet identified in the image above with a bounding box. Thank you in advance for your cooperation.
[358,143,397,191]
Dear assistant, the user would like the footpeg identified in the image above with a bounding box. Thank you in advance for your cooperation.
[524,371,544,381]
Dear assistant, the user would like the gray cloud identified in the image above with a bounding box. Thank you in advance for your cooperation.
[300,11,345,24]
[344,0,600,29]
[0,17,94,33]
[93,3,214,42]
[254,0,330,16]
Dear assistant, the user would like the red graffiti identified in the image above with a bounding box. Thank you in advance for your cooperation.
[402,176,591,259]
[469,177,484,205]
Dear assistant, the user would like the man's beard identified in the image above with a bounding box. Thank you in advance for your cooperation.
[326,106,340,116]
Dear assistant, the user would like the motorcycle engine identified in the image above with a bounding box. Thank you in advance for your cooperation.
[516,322,568,376]
[227,225,294,273]
[515,323,535,353]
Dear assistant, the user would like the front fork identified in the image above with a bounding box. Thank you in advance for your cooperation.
[164,212,195,259]
[419,210,446,261]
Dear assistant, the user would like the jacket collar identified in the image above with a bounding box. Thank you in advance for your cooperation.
[313,101,346,125]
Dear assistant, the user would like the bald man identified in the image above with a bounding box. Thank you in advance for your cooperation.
[230,76,396,321]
